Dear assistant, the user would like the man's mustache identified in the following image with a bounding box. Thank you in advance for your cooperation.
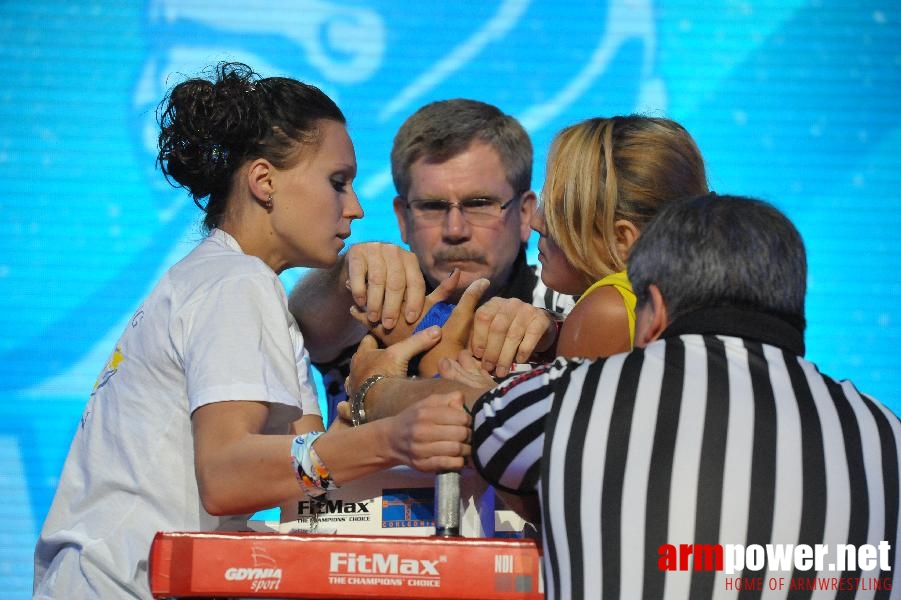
[432,249,488,265]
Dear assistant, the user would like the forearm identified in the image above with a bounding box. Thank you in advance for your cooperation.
[288,257,366,362]
[310,420,402,485]
[193,395,464,517]
[363,376,488,421]
[195,433,302,516]
[196,424,412,514]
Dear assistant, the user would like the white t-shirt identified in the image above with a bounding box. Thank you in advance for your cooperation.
[34,229,319,599]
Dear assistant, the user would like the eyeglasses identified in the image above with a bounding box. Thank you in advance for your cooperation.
[404,194,519,225]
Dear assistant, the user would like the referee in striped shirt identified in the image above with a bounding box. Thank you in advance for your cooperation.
[347,193,900,600]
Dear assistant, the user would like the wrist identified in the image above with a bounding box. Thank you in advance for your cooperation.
[535,309,564,354]
[291,432,339,499]
[350,374,389,426]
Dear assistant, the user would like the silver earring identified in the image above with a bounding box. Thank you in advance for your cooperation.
[263,194,273,211]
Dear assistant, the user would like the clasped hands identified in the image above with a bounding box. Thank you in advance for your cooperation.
[341,242,559,378]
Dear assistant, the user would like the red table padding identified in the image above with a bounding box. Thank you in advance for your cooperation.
[149,531,543,599]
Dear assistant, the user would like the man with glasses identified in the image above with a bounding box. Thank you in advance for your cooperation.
[289,99,575,422]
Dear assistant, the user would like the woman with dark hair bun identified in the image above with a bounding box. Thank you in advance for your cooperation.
[34,63,472,599]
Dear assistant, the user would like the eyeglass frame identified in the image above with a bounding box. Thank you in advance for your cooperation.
[403,193,521,224]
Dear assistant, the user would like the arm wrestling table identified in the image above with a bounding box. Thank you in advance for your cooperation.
[149,472,544,599]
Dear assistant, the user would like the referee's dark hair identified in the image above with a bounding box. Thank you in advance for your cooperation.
[627,192,807,333]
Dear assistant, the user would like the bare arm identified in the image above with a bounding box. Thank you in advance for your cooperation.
[192,401,307,516]
[191,396,471,516]
[342,325,487,420]
[343,307,495,423]
[307,392,471,484]
[288,255,364,363]
[556,285,631,358]
[358,375,488,422]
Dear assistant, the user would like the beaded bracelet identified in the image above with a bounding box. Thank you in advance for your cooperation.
[290,432,339,499]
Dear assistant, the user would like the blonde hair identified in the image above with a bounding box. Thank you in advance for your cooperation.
[541,116,708,286]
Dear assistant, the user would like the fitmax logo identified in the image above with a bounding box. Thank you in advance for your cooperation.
[330,552,441,576]
[298,499,371,514]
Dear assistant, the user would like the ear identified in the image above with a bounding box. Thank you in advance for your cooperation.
[518,190,537,243]
[634,283,669,347]
[613,219,641,260]
[393,196,410,244]
[246,158,275,206]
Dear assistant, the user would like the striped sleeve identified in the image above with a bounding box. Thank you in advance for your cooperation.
[530,264,577,316]
[471,357,579,494]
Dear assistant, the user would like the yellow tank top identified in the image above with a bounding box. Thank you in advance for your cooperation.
[576,270,637,347]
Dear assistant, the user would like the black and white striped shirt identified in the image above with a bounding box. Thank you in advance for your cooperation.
[472,307,901,600]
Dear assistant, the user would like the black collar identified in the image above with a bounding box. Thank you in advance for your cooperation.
[659,306,805,356]
[494,247,537,303]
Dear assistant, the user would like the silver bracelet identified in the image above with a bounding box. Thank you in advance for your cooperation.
[350,374,388,426]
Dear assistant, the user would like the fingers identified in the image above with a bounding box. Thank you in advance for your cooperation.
[469,297,500,359]
[437,355,496,389]
[331,402,353,430]
[335,401,352,421]
[470,301,552,376]
[344,244,378,311]
[471,298,521,373]
[455,349,484,370]
[346,333,400,393]
[473,308,511,373]
[389,392,475,472]
[411,454,468,473]
[344,243,427,329]
[380,250,423,329]
[400,253,428,324]
[437,357,465,381]
[349,304,374,329]
[515,315,553,363]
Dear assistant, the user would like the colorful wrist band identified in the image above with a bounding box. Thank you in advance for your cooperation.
[291,432,339,499]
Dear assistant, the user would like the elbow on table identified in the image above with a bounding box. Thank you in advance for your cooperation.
[196,473,241,516]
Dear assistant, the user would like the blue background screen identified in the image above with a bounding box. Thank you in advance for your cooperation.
[1,1,898,594]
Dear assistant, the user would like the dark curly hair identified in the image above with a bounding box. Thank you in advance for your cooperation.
[156,62,345,232]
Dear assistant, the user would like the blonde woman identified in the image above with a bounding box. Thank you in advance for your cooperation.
[534,115,708,358]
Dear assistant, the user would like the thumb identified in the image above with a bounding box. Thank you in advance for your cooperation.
[437,356,460,380]
[442,278,489,343]
[389,325,442,361]
[357,334,379,352]
[444,391,465,411]
[427,268,462,304]
[456,277,489,315]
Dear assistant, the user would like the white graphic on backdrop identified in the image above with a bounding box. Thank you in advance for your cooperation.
[152,0,385,83]
[378,0,532,121]
[518,0,663,129]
